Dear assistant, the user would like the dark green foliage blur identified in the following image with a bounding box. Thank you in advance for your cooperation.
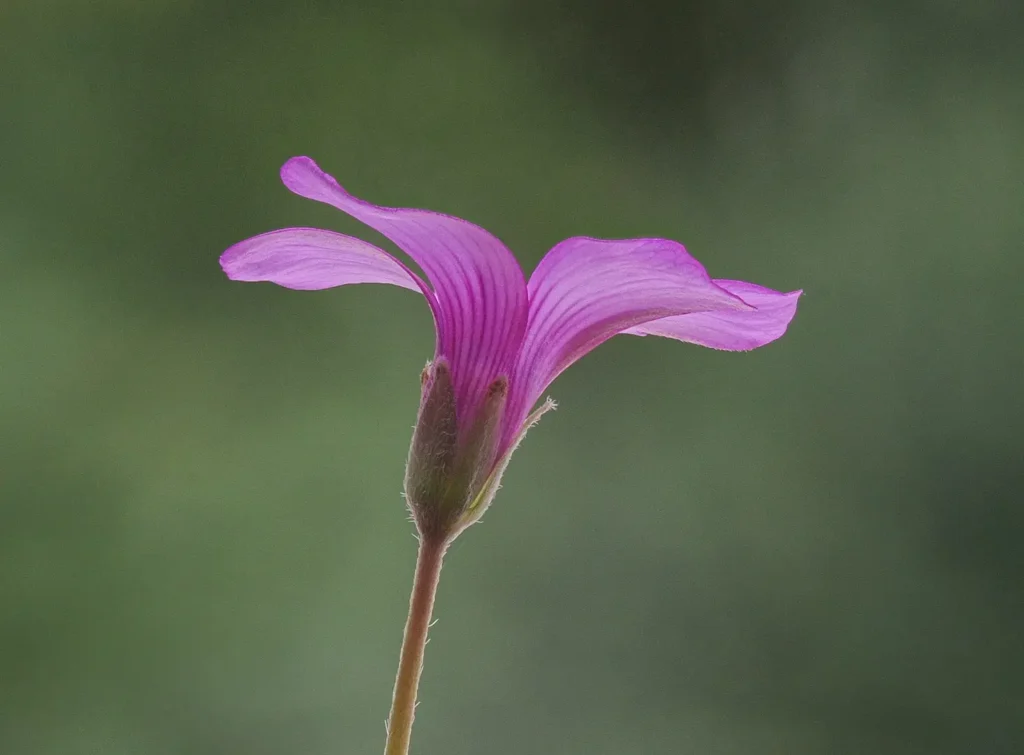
[2,1,1022,753]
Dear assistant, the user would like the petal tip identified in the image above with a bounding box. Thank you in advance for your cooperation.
[280,155,317,176]
[218,243,246,280]
[279,156,334,197]
[278,156,359,215]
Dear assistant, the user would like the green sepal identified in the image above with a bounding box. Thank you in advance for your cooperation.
[450,397,556,538]
[404,360,512,540]
[404,359,459,535]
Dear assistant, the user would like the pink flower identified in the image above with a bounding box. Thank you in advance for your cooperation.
[221,157,800,539]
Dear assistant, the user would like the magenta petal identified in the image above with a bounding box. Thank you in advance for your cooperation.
[505,236,751,439]
[280,157,528,422]
[625,280,802,350]
[220,227,431,293]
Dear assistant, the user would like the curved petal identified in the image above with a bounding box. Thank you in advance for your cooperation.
[220,227,431,293]
[504,236,752,441]
[625,280,802,350]
[280,157,529,424]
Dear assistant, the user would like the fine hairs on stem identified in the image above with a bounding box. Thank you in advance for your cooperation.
[383,535,448,755]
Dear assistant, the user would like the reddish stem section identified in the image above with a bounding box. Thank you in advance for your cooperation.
[383,535,447,755]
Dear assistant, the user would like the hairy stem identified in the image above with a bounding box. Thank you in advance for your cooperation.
[383,535,447,755]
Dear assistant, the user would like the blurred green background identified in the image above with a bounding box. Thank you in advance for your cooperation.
[2,1,1022,753]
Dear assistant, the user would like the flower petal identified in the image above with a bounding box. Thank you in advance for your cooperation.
[625,280,802,350]
[504,236,752,438]
[280,157,529,424]
[220,227,430,293]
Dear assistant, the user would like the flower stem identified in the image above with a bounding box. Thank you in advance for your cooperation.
[383,534,447,755]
